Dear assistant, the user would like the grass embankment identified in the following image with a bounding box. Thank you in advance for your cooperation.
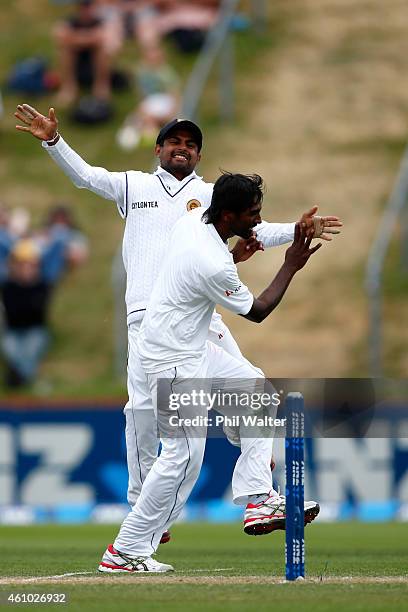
[1,0,407,397]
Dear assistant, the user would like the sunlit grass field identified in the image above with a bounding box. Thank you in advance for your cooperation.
[0,523,407,611]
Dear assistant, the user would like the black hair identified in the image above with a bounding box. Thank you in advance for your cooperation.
[203,172,264,224]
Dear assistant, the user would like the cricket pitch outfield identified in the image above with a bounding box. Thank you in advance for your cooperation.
[0,523,407,611]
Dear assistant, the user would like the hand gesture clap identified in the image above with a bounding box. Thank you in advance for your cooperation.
[15,104,58,141]
[285,223,322,272]
[299,205,342,241]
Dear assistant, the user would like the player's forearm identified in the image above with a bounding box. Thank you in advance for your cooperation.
[255,221,295,248]
[243,262,297,323]
[42,135,124,202]
[42,135,96,190]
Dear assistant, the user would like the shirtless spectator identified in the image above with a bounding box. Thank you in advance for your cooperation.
[53,0,116,105]
[99,1,161,48]
[153,0,221,52]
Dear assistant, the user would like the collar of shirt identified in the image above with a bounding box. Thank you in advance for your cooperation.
[154,166,202,186]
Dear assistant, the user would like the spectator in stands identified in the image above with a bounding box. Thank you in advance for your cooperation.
[116,43,180,150]
[0,206,13,284]
[53,0,116,105]
[35,204,89,283]
[0,202,88,286]
[8,208,31,240]
[153,0,221,52]
[0,239,52,388]
[98,1,160,48]
[0,205,32,283]
[0,205,88,387]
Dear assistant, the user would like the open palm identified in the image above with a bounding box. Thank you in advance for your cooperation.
[15,104,58,141]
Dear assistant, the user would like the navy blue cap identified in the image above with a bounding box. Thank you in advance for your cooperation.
[156,118,203,151]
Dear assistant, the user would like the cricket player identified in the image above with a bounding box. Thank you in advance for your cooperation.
[14,105,341,554]
[98,172,321,573]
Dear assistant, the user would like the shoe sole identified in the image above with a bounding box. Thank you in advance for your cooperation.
[98,564,174,573]
[98,565,133,573]
[244,504,320,536]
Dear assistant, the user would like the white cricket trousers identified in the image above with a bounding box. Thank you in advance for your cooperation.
[124,317,260,506]
[114,341,275,557]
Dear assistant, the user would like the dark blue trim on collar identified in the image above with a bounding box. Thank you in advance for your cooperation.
[156,175,196,198]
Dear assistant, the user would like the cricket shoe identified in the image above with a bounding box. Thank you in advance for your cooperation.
[98,544,174,573]
[243,491,320,536]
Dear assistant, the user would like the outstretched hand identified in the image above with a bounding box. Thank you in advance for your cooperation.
[15,104,58,141]
[299,205,342,241]
[231,232,264,263]
[285,223,322,271]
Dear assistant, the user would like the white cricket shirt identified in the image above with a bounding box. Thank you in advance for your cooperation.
[43,137,295,323]
[137,209,254,373]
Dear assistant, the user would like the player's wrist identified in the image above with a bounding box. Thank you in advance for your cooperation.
[45,132,60,146]
[282,260,299,275]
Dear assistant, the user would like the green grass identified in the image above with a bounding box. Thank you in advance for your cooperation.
[0,2,285,398]
[2,0,408,389]
[0,523,407,611]
[0,584,406,612]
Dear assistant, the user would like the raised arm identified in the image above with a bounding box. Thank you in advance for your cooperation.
[14,104,126,208]
[243,224,322,323]
[256,205,342,247]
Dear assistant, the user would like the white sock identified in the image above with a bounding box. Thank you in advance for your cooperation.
[248,493,269,504]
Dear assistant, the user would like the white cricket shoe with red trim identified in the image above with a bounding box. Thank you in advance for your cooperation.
[98,544,174,573]
[244,491,320,536]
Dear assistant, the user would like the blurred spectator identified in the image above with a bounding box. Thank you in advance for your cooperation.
[35,204,89,283]
[53,0,117,105]
[116,44,180,150]
[98,1,161,49]
[0,240,52,388]
[8,208,31,239]
[0,204,88,387]
[0,202,88,284]
[153,0,221,53]
[0,206,13,284]
[0,206,31,283]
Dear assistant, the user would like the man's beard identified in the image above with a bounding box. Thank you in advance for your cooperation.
[236,227,253,240]
[162,158,193,176]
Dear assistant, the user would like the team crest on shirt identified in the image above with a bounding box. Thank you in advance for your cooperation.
[186,199,201,212]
